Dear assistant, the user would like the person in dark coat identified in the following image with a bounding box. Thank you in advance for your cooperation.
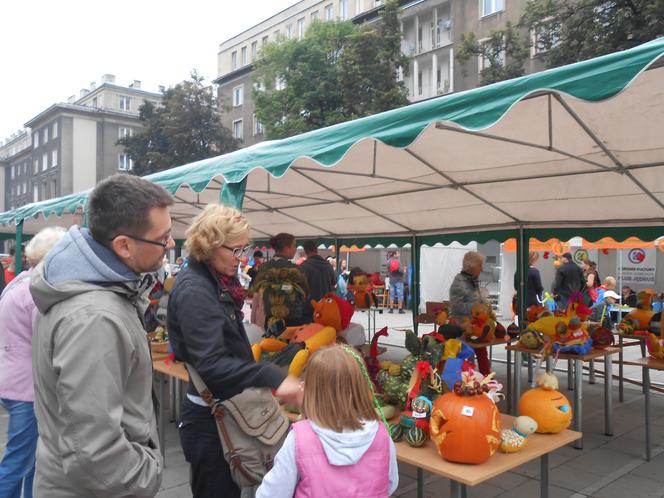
[553,252,585,311]
[299,239,336,322]
[513,251,544,309]
[168,206,301,498]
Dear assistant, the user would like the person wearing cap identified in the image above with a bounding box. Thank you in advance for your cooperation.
[590,290,621,329]
[552,252,585,311]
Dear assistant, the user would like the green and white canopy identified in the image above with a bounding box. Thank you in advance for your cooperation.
[2,37,664,242]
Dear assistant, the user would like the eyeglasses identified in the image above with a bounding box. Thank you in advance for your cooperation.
[112,233,173,249]
[222,244,253,258]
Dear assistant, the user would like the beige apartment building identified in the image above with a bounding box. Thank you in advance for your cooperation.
[0,74,162,211]
[216,0,547,148]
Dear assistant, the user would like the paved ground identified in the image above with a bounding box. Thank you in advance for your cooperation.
[3,310,664,497]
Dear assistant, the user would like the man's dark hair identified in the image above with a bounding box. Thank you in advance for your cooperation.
[303,239,318,254]
[269,233,295,252]
[253,250,264,259]
[87,174,174,244]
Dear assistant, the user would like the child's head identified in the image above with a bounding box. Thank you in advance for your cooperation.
[302,345,380,432]
[603,276,617,290]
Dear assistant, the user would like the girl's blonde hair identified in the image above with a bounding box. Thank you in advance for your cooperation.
[302,345,379,432]
[184,204,250,261]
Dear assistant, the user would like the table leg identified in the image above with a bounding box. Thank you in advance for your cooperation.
[589,359,595,384]
[545,356,553,373]
[527,354,533,384]
[567,360,573,391]
[641,340,647,394]
[169,376,176,422]
[506,348,513,414]
[489,345,493,370]
[450,480,461,498]
[619,335,624,402]
[461,484,468,498]
[514,350,522,415]
[604,353,613,436]
[644,365,651,461]
[175,379,182,421]
[540,453,549,498]
[574,358,583,449]
[417,467,424,498]
[158,372,165,458]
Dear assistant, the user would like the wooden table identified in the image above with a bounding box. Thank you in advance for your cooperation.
[506,344,618,449]
[396,413,580,498]
[615,333,649,401]
[623,357,664,461]
[152,358,189,459]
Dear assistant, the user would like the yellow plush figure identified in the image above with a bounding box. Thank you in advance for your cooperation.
[619,291,655,333]
[500,416,538,453]
[351,274,376,309]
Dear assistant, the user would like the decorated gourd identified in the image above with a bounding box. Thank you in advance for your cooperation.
[500,416,537,453]
[518,373,572,433]
[590,326,614,349]
[429,374,501,464]
[406,426,426,447]
[389,423,403,442]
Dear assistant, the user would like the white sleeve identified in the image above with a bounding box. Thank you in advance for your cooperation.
[388,438,399,495]
[256,430,299,498]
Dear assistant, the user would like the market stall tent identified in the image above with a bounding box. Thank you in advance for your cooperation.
[1,38,663,315]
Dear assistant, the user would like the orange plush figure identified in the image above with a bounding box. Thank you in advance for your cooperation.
[619,291,656,333]
[463,303,496,343]
[252,293,354,376]
[351,274,376,309]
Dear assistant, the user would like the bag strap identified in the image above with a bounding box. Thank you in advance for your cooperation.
[185,363,255,484]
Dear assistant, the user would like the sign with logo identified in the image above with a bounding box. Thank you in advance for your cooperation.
[620,248,656,284]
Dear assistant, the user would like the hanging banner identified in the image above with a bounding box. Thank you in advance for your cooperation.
[620,248,656,284]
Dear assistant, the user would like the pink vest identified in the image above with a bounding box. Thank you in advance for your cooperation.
[293,420,390,498]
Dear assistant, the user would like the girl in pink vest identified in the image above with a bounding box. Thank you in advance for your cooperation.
[257,345,398,498]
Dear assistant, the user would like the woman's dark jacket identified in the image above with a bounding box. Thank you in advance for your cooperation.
[513,267,544,308]
[167,257,286,401]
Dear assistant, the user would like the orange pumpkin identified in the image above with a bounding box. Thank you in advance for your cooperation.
[518,373,572,433]
[429,392,501,464]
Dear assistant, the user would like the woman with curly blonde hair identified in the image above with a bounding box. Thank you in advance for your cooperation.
[167,204,302,498]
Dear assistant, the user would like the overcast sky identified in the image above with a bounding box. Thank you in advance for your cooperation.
[0,0,296,140]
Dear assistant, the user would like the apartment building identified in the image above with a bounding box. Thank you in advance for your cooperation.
[0,74,162,211]
[216,0,547,148]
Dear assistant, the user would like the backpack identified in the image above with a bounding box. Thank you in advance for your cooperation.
[186,364,290,488]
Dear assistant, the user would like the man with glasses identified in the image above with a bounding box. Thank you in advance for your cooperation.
[30,174,173,497]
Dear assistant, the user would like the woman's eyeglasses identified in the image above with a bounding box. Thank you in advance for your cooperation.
[222,244,253,258]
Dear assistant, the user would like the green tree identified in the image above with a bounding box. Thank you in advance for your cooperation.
[253,0,409,139]
[456,21,530,86]
[118,71,238,175]
[520,0,664,68]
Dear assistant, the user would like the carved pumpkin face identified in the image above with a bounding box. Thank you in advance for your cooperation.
[429,392,501,464]
[518,386,572,433]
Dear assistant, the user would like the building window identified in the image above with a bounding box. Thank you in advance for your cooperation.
[118,127,132,139]
[340,0,349,19]
[33,131,39,148]
[51,150,58,167]
[241,46,247,66]
[418,71,423,95]
[325,4,333,21]
[530,21,559,57]
[275,77,286,91]
[297,18,305,39]
[22,182,27,194]
[33,159,38,174]
[43,127,49,143]
[33,185,38,202]
[41,182,46,200]
[92,97,98,108]
[233,85,244,107]
[51,178,57,197]
[355,0,363,14]
[479,40,505,73]
[274,29,280,39]
[118,154,133,171]
[232,120,243,140]
[251,41,258,60]
[52,121,58,138]
[253,114,264,135]
[119,95,131,111]
[231,51,238,70]
[10,165,14,179]
[481,0,504,17]
[42,153,48,171]
[311,10,319,21]
[262,35,269,46]
[286,24,292,39]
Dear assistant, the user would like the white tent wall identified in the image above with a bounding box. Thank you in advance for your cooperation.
[419,243,476,313]
[501,248,516,321]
